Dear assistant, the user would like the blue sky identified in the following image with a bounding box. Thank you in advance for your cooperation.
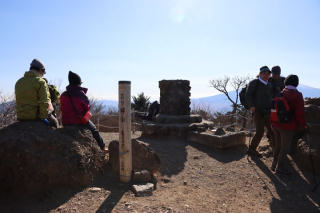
[1,0,319,100]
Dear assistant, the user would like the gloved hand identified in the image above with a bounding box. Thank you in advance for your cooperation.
[43,118,49,125]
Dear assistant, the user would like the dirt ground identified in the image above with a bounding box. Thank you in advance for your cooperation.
[1,131,320,213]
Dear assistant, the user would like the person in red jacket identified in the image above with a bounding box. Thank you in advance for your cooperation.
[60,71,106,151]
[271,74,306,175]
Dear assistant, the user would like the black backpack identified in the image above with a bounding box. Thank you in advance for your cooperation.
[239,85,249,109]
[239,79,259,110]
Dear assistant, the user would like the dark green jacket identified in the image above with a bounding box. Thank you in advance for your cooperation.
[245,78,273,115]
[15,70,51,120]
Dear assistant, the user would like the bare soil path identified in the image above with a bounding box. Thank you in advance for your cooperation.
[1,132,320,213]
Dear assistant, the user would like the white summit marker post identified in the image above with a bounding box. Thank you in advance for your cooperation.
[118,81,132,183]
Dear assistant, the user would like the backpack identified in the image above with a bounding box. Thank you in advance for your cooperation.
[239,79,259,110]
[270,92,292,123]
[48,85,60,104]
[239,85,249,109]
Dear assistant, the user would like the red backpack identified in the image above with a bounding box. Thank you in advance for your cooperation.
[271,93,293,123]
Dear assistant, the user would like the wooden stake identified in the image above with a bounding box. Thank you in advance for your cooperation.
[118,81,132,182]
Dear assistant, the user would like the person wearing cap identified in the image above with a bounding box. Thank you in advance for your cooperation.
[271,75,306,175]
[269,66,286,98]
[60,71,107,152]
[15,59,54,123]
[245,66,274,157]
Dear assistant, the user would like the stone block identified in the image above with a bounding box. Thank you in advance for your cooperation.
[132,183,154,197]
[187,131,246,149]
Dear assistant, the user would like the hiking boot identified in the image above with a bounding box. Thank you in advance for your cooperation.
[247,149,263,158]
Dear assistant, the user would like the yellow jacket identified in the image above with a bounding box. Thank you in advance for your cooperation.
[15,70,51,120]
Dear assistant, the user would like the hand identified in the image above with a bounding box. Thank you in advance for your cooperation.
[250,107,255,113]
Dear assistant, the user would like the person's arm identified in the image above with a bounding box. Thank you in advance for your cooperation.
[38,80,51,120]
[295,92,306,129]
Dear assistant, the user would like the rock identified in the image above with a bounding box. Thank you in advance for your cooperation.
[159,80,191,115]
[188,131,246,149]
[215,128,226,136]
[141,121,211,138]
[183,181,187,185]
[132,170,152,183]
[294,137,320,174]
[155,114,202,124]
[162,177,170,183]
[305,98,320,106]
[132,183,154,197]
[304,105,320,123]
[225,126,235,132]
[0,122,105,196]
[89,187,102,192]
[108,139,161,174]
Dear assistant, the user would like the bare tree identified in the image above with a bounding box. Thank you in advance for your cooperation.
[89,97,106,124]
[0,91,16,128]
[209,75,251,113]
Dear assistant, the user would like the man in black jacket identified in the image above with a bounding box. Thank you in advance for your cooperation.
[269,66,285,98]
[246,66,274,157]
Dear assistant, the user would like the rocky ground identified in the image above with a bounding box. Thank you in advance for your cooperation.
[1,131,320,213]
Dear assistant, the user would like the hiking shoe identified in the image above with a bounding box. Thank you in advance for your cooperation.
[247,149,263,158]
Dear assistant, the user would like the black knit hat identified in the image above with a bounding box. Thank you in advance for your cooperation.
[68,71,82,85]
[260,66,271,74]
[271,66,281,75]
[284,74,299,87]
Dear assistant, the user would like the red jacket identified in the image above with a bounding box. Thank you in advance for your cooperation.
[271,87,306,130]
[60,85,90,125]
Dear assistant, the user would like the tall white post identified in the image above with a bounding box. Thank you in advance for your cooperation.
[118,81,132,183]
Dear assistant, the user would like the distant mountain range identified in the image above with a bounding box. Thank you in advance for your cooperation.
[97,84,320,113]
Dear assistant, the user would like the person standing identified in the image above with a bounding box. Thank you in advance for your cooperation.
[269,66,285,98]
[271,75,306,174]
[60,71,107,152]
[246,66,274,157]
[15,59,56,125]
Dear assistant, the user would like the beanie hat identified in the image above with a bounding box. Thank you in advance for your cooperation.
[271,66,281,75]
[284,74,299,87]
[68,71,82,85]
[30,58,45,72]
[260,66,271,74]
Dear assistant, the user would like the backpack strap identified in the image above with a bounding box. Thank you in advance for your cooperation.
[67,92,82,119]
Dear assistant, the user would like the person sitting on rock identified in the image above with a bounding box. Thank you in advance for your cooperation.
[15,58,57,126]
[271,74,306,175]
[60,71,107,152]
[43,78,60,117]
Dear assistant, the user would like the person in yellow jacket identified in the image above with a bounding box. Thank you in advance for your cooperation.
[15,59,57,126]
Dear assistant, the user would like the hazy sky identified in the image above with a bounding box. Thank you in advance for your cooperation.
[1,0,319,100]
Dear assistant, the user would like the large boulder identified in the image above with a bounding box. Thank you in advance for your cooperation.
[108,139,161,174]
[304,104,320,123]
[295,138,320,174]
[0,121,105,196]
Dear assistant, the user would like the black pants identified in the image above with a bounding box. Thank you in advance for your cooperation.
[48,114,59,128]
[86,120,105,150]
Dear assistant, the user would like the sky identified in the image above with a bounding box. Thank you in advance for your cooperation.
[1,0,320,100]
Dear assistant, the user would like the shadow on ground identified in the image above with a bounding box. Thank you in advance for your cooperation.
[250,156,320,213]
[138,136,188,177]
[0,164,127,213]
